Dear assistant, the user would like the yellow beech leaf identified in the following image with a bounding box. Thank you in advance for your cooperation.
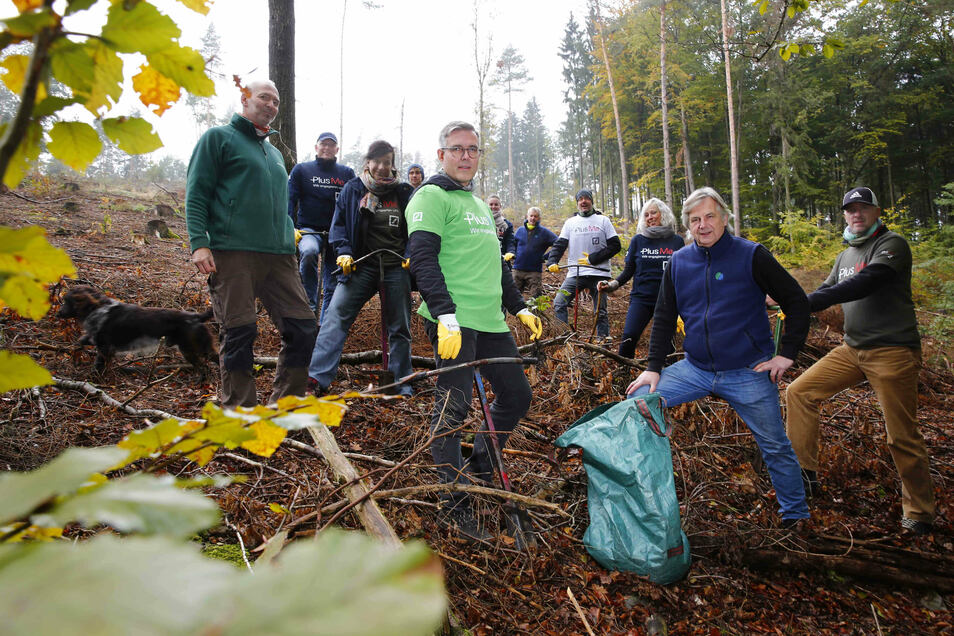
[117,418,199,466]
[0,54,46,103]
[0,523,63,543]
[83,39,124,114]
[2,121,43,188]
[12,0,45,13]
[241,420,287,458]
[47,121,102,173]
[268,502,290,516]
[0,350,52,393]
[0,226,76,316]
[176,0,213,15]
[132,64,180,116]
[166,437,216,466]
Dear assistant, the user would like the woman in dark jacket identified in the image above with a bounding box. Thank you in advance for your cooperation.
[307,140,415,395]
[599,198,685,358]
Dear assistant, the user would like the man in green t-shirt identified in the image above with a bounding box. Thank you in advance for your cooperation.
[405,121,542,542]
[786,186,935,535]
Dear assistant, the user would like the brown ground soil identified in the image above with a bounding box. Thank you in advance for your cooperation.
[2,179,952,635]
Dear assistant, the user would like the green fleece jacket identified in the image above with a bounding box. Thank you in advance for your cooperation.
[186,114,294,254]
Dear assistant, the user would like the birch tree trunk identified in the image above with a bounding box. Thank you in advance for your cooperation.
[680,104,695,195]
[660,1,673,209]
[593,1,630,223]
[720,0,741,235]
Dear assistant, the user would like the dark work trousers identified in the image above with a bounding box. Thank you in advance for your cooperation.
[423,321,532,508]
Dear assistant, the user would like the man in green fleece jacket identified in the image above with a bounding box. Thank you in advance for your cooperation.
[186,79,317,407]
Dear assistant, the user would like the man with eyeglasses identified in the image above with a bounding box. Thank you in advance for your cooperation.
[785,186,935,535]
[288,132,356,321]
[405,120,543,543]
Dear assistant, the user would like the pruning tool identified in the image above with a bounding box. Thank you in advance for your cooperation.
[769,304,785,356]
[473,368,536,551]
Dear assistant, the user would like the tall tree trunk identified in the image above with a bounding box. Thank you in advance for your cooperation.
[720,0,741,236]
[593,1,630,222]
[339,0,347,152]
[399,99,404,173]
[472,0,493,198]
[680,104,695,195]
[268,0,296,172]
[507,83,515,206]
[660,1,673,209]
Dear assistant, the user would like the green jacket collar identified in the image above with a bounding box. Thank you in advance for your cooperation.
[229,113,279,139]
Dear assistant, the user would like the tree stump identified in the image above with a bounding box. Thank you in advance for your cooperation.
[63,182,80,192]
[145,219,174,239]
[155,204,176,217]
[63,201,79,212]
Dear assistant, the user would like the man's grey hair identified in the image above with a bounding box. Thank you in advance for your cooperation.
[681,186,732,227]
[438,121,479,147]
[526,206,542,217]
[636,197,678,235]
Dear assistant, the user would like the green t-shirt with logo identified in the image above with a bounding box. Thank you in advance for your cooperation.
[405,184,508,332]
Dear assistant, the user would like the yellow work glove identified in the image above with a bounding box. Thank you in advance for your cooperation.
[336,255,355,275]
[577,252,590,266]
[503,252,515,262]
[547,263,561,273]
[402,258,410,270]
[676,316,685,336]
[294,229,302,245]
[516,308,542,341]
[436,314,462,360]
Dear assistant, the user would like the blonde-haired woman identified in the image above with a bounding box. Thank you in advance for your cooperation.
[598,198,685,358]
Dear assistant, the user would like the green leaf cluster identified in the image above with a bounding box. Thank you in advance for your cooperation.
[0,0,216,186]
[0,224,74,392]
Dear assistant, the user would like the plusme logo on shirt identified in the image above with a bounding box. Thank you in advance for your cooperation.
[388,215,399,227]
[412,211,423,223]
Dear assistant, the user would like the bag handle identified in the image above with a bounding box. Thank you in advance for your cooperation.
[635,396,671,437]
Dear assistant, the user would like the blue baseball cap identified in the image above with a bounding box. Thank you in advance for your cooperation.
[317,132,338,144]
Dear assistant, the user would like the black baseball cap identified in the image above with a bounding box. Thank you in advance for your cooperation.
[842,186,879,209]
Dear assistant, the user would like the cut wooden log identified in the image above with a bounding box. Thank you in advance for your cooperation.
[742,535,954,593]
[306,423,401,548]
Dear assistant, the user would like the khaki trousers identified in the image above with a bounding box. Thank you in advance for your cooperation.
[209,251,316,408]
[512,269,543,299]
[786,343,935,521]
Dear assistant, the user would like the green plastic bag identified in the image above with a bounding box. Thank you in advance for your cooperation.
[554,394,690,584]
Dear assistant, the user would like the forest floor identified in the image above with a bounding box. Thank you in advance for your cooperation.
[1,178,953,635]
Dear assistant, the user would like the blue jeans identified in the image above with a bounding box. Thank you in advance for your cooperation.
[554,275,609,337]
[628,358,809,520]
[307,263,413,395]
[298,229,338,320]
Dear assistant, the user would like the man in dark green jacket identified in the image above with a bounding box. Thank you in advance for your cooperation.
[186,79,317,407]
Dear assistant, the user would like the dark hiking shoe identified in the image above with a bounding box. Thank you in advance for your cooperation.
[780,517,809,531]
[306,377,326,397]
[437,504,491,544]
[801,469,820,497]
[900,517,933,535]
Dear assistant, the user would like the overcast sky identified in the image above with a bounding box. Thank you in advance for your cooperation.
[2,0,591,169]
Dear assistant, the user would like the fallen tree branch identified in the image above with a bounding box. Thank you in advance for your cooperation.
[283,437,398,468]
[217,451,310,489]
[306,424,401,548]
[52,376,178,420]
[741,536,954,593]
[255,351,436,370]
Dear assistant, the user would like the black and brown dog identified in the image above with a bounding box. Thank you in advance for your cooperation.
[57,285,215,374]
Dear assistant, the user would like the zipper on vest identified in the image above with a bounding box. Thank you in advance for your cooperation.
[703,248,716,371]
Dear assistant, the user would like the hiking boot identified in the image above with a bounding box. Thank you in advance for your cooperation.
[801,469,820,497]
[437,504,491,544]
[780,517,806,531]
[900,517,933,535]
[306,377,326,397]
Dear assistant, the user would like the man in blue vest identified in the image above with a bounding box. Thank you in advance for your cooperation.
[287,132,356,321]
[626,187,811,528]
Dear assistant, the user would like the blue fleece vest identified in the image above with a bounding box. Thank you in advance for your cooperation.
[670,233,773,371]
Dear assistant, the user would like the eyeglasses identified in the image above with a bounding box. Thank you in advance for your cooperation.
[440,146,483,158]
